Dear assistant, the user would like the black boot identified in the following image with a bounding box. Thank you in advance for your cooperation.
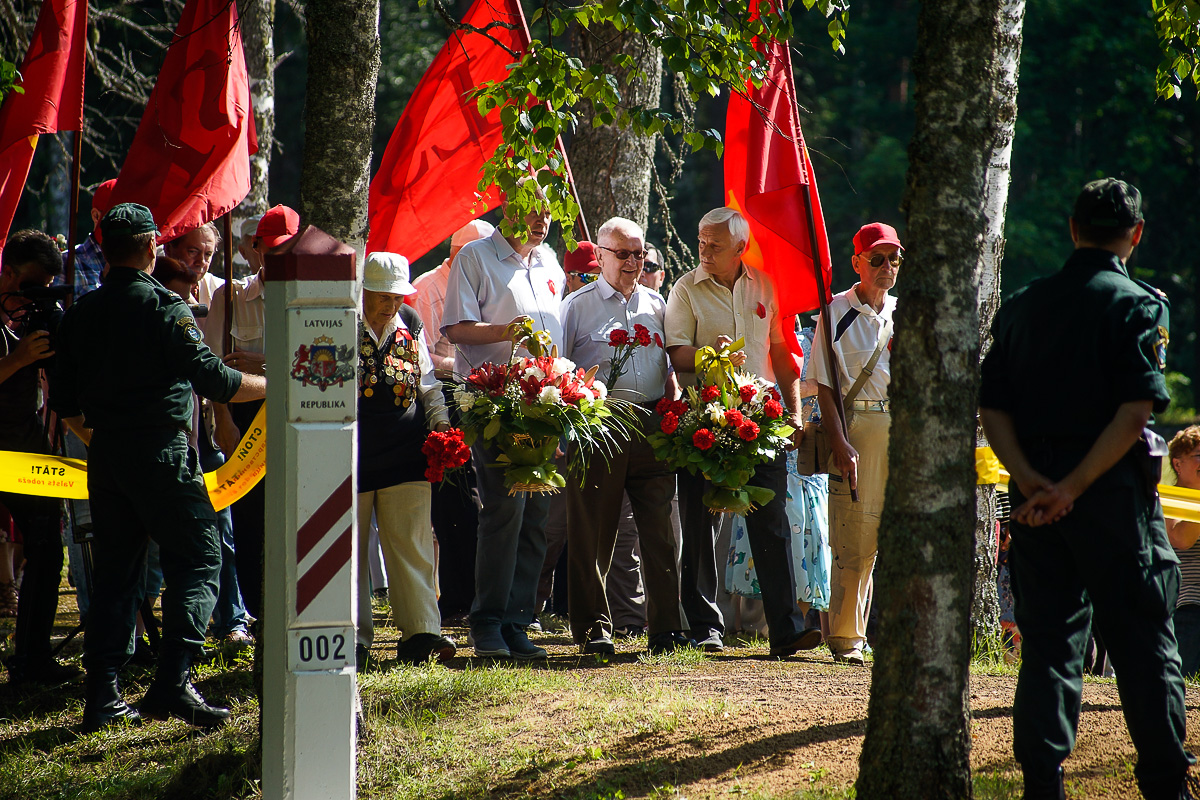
[1023,766,1065,800]
[139,647,230,728]
[80,670,141,733]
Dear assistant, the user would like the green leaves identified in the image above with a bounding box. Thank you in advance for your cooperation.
[1153,0,1200,99]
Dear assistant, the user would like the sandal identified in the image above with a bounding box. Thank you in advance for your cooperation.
[0,581,17,617]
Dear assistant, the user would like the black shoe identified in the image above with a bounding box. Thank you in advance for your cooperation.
[397,633,457,665]
[1021,766,1065,800]
[769,627,823,658]
[527,617,544,633]
[500,623,547,660]
[80,671,142,733]
[613,625,644,639]
[356,643,372,672]
[647,631,697,655]
[139,649,230,728]
[581,636,616,656]
[6,656,82,686]
[694,632,725,652]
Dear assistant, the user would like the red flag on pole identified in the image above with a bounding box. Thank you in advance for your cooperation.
[724,39,832,329]
[0,0,86,247]
[110,0,257,243]
[367,0,529,260]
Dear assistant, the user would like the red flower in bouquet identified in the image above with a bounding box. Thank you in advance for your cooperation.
[737,420,760,441]
[738,384,758,404]
[467,362,514,397]
[769,386,782,403]
[724,408,744,427]
[656,397,673,416]
[633,323,653,347]
[693,428,715,450]
[701,385,721,403]
[608,329,630,346]
[764,398,784,419]
[661,412,679,434]
[422,428,471,483]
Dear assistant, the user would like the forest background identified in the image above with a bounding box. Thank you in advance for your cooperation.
[4,0,1198,421]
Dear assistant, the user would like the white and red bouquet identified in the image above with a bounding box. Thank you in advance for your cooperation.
[452,324,636,493]
[647,342,794,513]
[421,428,471,483]
[605,323,660,388]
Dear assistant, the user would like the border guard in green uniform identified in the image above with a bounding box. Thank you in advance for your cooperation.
[980,179,1195,800]
[53,204,267,733]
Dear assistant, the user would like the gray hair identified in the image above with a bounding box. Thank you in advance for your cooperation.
[699,207,749,247]
[596,216,643,245]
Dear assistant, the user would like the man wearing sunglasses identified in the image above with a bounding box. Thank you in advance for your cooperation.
[564,241,601,295]
[638,243,666,292]
[810,221,901,667]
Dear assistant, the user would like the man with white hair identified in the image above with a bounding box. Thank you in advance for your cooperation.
[664,206,822,657]
[442,193,565,659]
[560,217,692,656]
[413,218,495,380]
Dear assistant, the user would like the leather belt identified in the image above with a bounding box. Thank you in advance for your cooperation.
[849,398,890,413]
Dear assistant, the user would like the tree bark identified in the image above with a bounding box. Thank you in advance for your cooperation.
[856,0,1022,797]
[569,25,662,235]
[242,0,275,215]
[300,0,380,254]
[971,0,1026,649]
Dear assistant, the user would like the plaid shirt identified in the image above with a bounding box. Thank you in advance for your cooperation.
[55,235,105,299]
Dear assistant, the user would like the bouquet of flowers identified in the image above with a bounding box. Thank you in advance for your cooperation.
[452,321,635,494]
[422,427,471,483]
[605,323,659,388]
[647,339,794,514]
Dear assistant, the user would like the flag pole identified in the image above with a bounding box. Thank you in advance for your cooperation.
[554,134,590,242]
[222,212,234,356]
[63,127,82,307]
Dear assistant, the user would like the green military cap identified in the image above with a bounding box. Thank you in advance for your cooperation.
[1072,178,1143,228]
[100,203,159,238]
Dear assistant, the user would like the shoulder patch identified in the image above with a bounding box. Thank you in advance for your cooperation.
[1156,324,1169,370]
[177,317,203,343]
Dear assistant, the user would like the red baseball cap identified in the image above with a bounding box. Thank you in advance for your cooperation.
[91,179,117,214]
[853,222,903,255]
[255,204,300,249]
[564,241,600,274]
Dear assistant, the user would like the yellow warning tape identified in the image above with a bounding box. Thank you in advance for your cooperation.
[0,405,266,512]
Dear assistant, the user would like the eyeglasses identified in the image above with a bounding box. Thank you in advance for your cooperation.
[569,272,599,284]
[598,245,647,262]
[864,251,903,269]
[642,261,662,272]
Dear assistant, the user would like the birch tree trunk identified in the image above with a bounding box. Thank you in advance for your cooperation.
[242,0,274,216]
[300,0,380,254]
[569,26,662,234]
[972,0,1026,649]
[856,0,1023,796]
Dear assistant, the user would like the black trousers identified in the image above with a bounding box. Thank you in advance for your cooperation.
[432,471,479,617]
[0,489,62,670]
[677,452,798,648]
[228,399,265,619]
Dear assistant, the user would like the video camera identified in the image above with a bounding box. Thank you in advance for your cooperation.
[2,284,71,339]
[188,303,209,318]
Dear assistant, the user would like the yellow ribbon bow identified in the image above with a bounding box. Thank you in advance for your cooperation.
[695,337,745,388]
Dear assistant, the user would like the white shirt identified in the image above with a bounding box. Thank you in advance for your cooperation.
[364,312,450,430]
[561,276,669,403]
[193,272,225,336]
[810,285,895,402]
[441,227,565,376]
[205,271,264,358]
[412,260,452,362]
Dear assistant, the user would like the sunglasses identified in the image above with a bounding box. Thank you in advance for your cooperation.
[569,272,599,284]
[598,245,647,262]
[642,261,662,271]
[864,251,903,269]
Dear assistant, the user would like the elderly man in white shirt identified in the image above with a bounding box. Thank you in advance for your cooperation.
[810,222,900,666]
[560,218,692,657]
[442,198,565,660]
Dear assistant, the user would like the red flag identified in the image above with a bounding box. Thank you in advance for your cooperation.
[0,0,86,247]
[724,38,832,356]
[110,0,257,243]
[367,0,529,259]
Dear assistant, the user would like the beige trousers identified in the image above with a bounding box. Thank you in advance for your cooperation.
[356,481,441,645]
[827,409,890,653]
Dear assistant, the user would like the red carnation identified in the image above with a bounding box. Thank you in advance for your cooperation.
[425,466,444,483]
[653,332,663,348]
[764,399,784,419]
[770,386,782,402]
[724,409,744,427]
[656,397,673,416]
[738,421,760,441]
[609,329,630,346]
[635,329,652,347]
[633,323,648,336]
[738,384,757,404]
[701,385,721,403]
[661,412,680,434]
[756,302,767,319]
[693,428,715,450]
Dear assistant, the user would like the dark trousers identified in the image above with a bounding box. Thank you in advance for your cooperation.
[677,452,798,648]
[84,429,221,672]
[0,489,63,670]
[1010,458,1194,799]
[432,469,479,617]
[229,400,265,619]
[566,427,681,643]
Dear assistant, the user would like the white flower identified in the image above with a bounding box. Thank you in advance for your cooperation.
[577,385,594,401]
[591,381,608,400]
[706,403,724,425]
[523,365,546,381]
[454,389,475,411]
[552,357,576,377]
[538,385,561,405]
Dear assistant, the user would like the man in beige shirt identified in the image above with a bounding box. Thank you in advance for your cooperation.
[664,207,820,657]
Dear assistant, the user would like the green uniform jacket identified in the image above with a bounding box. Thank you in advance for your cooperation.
[51,267,241,430]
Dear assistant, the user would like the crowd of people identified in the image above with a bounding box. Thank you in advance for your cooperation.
[2,175,1199,800]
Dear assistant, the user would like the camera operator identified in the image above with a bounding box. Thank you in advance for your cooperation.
[0,229,81,685]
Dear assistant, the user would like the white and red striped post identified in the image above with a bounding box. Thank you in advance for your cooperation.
[262,226,358,800]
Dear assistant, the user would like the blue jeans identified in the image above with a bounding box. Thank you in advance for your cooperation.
[469,443,550,629]
[1173,603,1200,679]
[198,444,250,637]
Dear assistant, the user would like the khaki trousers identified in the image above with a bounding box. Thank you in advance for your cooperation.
[356,481,441,645]
[827,408,890,653]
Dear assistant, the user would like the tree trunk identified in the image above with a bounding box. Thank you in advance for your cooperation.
[856,0,1022,797]
[569,25,662,235]
[300,0,380,254]
[242,0,275,215]
[971,0,1026,650]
